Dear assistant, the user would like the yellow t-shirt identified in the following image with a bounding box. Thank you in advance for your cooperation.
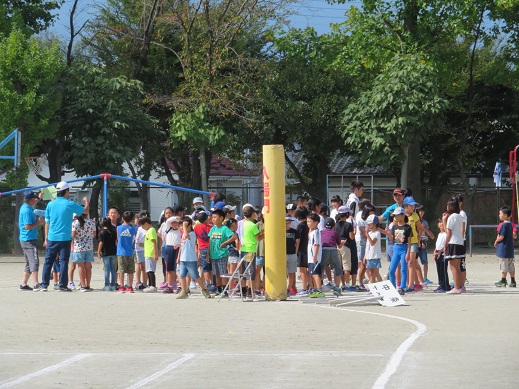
[407,213,419,244]
[144,227,157,257]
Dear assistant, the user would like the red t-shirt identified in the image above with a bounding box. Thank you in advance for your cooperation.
[194,223,211,250]
[497,222,517,234]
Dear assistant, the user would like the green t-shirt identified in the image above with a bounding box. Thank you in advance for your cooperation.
[242,220,260,253]
[144,227,157,257]
[209,225,233,260]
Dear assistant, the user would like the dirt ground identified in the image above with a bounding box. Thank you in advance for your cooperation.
[0,249,517,388]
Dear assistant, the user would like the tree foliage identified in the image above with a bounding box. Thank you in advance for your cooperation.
[0,0,63,36]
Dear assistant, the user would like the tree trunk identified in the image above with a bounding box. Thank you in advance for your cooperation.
[400,143,409,189]
[407,137,421,197]
[13,193,22,255]
[89,179,103,219]
[199,146,208,204]
[191,150,202,190]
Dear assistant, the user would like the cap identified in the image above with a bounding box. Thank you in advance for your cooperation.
[242,203,253,209]
[214,201,226,210]
[391,207,405,216]
[403,196,418,206]
[222,205,236,213]
[192,197,203,204]
[286,203,296,211]
[285,216,296,222]
[366,214,379,224]
[23,190,39,200]
[195,205,206,211]
[393,188,405,195]
[56,181,70,191]
[168,216,180,223]
[324,217,335,229]
[338,205,352,214]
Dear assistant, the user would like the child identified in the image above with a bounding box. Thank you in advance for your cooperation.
[402,196,425,292]
[494,206,516,287]
[307,213,324,298]
[320,217,343,295]
[134,212,148,289]
[285,216,300,295]
[255,207,266,293]
[364,214,382,284]
[208,209,237,296]
[240,206,263,297]
[308,197,325,230]
[97,218,117,291]
[335,206,357,292]
[162,216,182,294]
[416,205,435,284]
[386,207,412,295]
[71,214,96,292]
[140,216,158,292]
[157,207,174,288]
[176,218,211,299]
[225,218,240,290]
[433,218,449,293]
[443,200,465,294]
[194,211,215,292]
[117,211,136,293]
[295,207,311,296]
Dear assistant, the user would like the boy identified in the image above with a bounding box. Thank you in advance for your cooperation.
[307,213,324,298]
[208,209,236,295]
[346,181,363,216]
[494,206,516,287]
[286,216,300,295]
[295,207,311,296]
[117,211,136,293]
[140,217,158,292]
[240,206,264,296]
[320,217,343,295]
[194,211,216,292]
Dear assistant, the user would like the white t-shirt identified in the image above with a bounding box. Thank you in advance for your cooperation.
[307,229,322,263]
[446,213,465,245]
[318,214,325,231]
[460,210,467,240]
[435,232,447,251]
[159,218,182,247]
[355,212,366,241]
[330,208,338,221]
[346,193,359,216]
[134,226,146,252]
[365,230,382,260]
[179,231,197,262]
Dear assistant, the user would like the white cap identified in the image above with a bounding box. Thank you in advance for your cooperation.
[242,203,253,209]
[56,181,70,191]
[193,197,203,204]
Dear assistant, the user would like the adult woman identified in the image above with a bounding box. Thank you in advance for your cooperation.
[72,214,97,291]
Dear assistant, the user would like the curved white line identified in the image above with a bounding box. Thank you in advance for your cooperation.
[307,305,427,389]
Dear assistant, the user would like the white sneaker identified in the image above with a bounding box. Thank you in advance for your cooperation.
[189,281,197,289]
[68,282,75,290]
[144,286,157,293]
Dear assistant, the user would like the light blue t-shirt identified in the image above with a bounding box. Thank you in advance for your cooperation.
[45,197,85,241]
[117,224,135,256]
[382,203,398,221]
[19,203,38,241]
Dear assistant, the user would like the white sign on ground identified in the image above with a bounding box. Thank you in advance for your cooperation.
[367,281,406,307]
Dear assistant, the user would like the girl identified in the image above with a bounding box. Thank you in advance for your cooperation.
[403,196,425,292]
[433,218,449,293]
[161,215,182,294]
[97,217,117,291]
[225,218,240,290]
[72,213,96,291]
[443,200,465,294]
[364,214,382,283]
[134,211,148,289]
[357,202,376,290]
[416,205,435,284]
[157,207,174,288]
[386,207,412,295]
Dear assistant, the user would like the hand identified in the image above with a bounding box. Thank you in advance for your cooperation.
[82,196,89,203]
[219,243,226,248]
[176,260,180,265]
[494,241,497,248]
[97,252,102,258]
[44,239,48,248]
[405,254,410,262]
[313,258,317,264]
[154,255,158,262]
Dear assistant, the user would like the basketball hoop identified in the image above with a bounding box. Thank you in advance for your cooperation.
[26,157,44,175]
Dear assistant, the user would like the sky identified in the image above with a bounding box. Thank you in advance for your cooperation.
[49,0,358,38]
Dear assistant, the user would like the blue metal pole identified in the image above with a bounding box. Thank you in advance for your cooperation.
[110,175,211,196]
[103,175,109,217]
[0,175,102,197]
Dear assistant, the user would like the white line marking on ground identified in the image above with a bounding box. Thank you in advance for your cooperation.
[304,304,427,389]
[126,353,195,389]
[0,353,92,388]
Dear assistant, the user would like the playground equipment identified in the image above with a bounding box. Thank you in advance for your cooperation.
[510,145,519,226]
[0,129,21,171]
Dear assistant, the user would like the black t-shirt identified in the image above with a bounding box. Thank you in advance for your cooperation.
[336,220,353,241]
[296,221,309,255]
[286,228,300,255]
[391,223,413,245]
[99,228,117,256]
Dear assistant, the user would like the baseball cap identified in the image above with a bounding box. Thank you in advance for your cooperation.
[23,190,39,200]
[286,203,296,211]
[192,197,203,204]
[392,188,405,195]
[403,196,418,206]
[366,214,379,224]
[242,203,253,209]
[223,205,236,214]
[214,201,226,210]
[338,205,352,214]
[391,207,405,216]
[324,217,335,229]
[56,181,70,191]
[285,216,296,222]
[168,216,180,223]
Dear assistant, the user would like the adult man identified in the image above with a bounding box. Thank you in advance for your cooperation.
[40,181,89,292]
[19,190,45,291]
[345,181,364,216]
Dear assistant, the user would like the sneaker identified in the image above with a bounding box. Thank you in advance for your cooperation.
[254,290,262,296]
[296,289,309,296]
[201,289,211,298]
[126,286,134,293]
[39,286,48,292]
[79,286,90,292]
[144,286,157,293]
[356,285,367,292]
[424,278,433,284]
[433,287,446,293]
[345,286,357,292]
[404,287,414,293]
[53,283,59,290]
[321,284,331,292]
[162,287,174,294]
[495,280,507,287]
[176,286,182,294]
[117,286,126,293]
[309,290,325,298]
[32,283,43,292]
[189,281,197,289]
[207,284,217,293]
[383,273,389,281]
[58,287,72,292]
[110,286,117,291]
[177,291,189,299]
[332,288,342,297]
[102,286,111,291]
[510,281,517,287]
[19,284,32,291]
[158,281,168,289]
[460,286,466,293]
[68,282,75,290]
[449,281,454,287]
[413,284,423,292]
[135,282,143,289]
[289,288,298,296]
[397,288,405,295]
[138,283,146,290]
[446,288,461,294]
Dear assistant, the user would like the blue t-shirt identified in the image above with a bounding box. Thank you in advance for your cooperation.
[45,197,85,241]
[117,224,135,256]
[497,221,514,259]
[19,203,38,241]
[382,203,398,221]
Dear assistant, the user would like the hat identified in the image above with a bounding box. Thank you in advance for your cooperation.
[366,214,379,224]
[192,197,203,204]
[23,190,38,200]
[214,201,226,210]
[56,181,70,191]
[286,203,296,211]
[168,216,180,223]
[393,188,405,195]
[195,205,206,211]
[338,205,352,214]
[391,207,405,216]
[403,196,417,206]
[285,216,296,222]
[223,205,236,214]
[324,217,335,229]
[242,203,253,209]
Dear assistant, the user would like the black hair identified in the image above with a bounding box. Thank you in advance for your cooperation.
[296,195,308,203]
[330,195,343,205]
[404,188,413,197]
[336,211,350,223]
[101,217,112,229]
[307,213,320,223]
[319,204,329,216]
[109,206,120,215]
[214,193,226,203]
[452,193,464,203]
[57,190,67,197]
[500,206,512,217]
[361,203,376,220]
[446,200,460,215]
[138,210,150,218]
[211,209,226,219]
[182,216,193,227]
[242,206,255,218]
[225,218,237,228]
[350,181,364,191]
[359,199,371,212]
[197,211,209,222]
[138,216,152,225]
[294,206,309,220]
[76,214,85,228]
[122,211,134,223]
[307,197,321,212]
[173,205,185,215]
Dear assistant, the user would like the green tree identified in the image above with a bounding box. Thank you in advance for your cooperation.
[0,0,63,36]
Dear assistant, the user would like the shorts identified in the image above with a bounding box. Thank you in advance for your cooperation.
[160,243,167,258]
[297,251,308,268]
[499,258,515,273]
[321,247,344,276]
[256,256,265,267]
[338,246,351,272]
[356,239,366,263]
[135,250,145,264]
[72,251,94,264]
[212,257,228,275]
[445,244,466,261]
[241,252,257,280]
[165,246,179,272]
[228,255,239,264]
[286,254,297,273]
[179,261,200,279]
[410,243,419,253]
[21,240,39,272]
[145,257,157,273]
[366,258,382,269]
[309,262,322,275]
[199,248,212,273]
[117,255,135,273]
[418,246,428,264]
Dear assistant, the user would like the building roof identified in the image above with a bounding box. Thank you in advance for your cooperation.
[290,152,386,176]
[166,154,259,177]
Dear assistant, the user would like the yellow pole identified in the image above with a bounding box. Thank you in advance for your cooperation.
[263,144,287,301]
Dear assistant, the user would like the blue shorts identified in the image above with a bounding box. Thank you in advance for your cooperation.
[179,261,200,280]
[72,251,94,263]
[135,250,145,264]
[160,243,167,258]
[256,256,265,266]
[418,246,428,264]
[200,248,212,273]
[165,246,179,272]
[366,258,381,269]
